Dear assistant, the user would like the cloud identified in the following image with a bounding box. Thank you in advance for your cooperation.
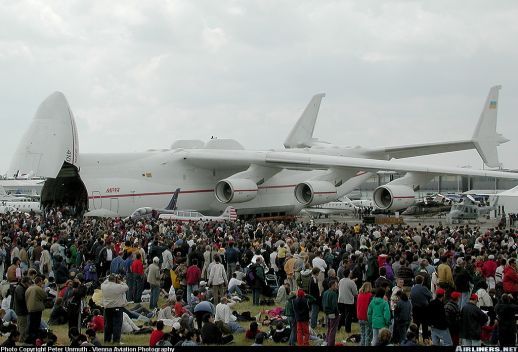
[1,0,518,176]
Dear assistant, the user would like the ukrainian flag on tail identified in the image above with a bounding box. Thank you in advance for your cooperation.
[489,100,497,109]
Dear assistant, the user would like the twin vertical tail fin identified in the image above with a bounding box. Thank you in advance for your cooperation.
[284,93,325,148]
[472,85,509,168]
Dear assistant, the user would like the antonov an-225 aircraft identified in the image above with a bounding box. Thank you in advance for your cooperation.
[7,87,515,218]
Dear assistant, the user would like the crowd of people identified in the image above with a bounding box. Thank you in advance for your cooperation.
[0,207,517,347]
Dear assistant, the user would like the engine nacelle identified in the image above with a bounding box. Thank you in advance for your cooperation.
[373,185,416,211]
[294,181,337,206]
[215,178,258,203]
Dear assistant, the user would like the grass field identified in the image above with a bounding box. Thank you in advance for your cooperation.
[0,294,360,346]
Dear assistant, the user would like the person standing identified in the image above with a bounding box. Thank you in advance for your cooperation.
[146,257,161,309]
[503,258,518,296]
[356,282,373,346]
[186,259,201,306]
[495,293,518,346]
[311,252,327,294]
[428,288,453,346]
[322,279,340,346]
[208,255,227,305]
[13,276,31,343]
[437,256,454,291]
[410,275,432,342]
[445,291,462,346]
[338,268,358,335]
[101,274,128,344]
[368,287,391,346]
[393,291,412,344]
[130,253,145,303]
[293,289,310,346]
[25,276,47,344]
[67,279,87,331]
[307,266,321,329]
[454,258,472,309]
[225,242,239,280]
[249,257,266,306]
[459,294,488,346]
[99,242,114,278]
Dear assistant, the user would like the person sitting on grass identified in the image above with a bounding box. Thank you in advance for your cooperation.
[87,309,105,332]
[251,332,266,346]
[150,320,165,347]
[271,321,291,343]
[48,297,68,325]
[181,330,199,346]
[201,313,233,345]
[85,328,102,347]
[245,321,263,340]
[0,329,20,347]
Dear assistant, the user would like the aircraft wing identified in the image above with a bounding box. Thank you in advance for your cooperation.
[180,149,518,179]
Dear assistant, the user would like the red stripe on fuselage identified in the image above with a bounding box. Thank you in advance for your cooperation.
[87,184,300,200]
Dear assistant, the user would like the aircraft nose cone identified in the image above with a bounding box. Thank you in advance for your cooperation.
[34,91,72,122]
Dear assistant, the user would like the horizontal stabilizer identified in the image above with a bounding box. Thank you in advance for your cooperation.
[284,93,325,148]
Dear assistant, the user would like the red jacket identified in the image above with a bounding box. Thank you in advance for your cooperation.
[356,292,372,321]
[503,265,518,293]
[186,265,201,286]
[89,315,104,332]
[149,329,164,346]
[481,260,497,278]
[131,259,144,275]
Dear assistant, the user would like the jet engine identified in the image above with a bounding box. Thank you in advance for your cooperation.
[294,181,337,206]
[373,185,415,211]
[215,178,258,203]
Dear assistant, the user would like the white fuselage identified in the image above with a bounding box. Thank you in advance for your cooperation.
[80,151,371,217]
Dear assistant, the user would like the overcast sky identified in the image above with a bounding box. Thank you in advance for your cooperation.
[1,0,518,175]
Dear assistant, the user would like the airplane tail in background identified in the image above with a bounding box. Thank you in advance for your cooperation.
[221,206,238,221]
[284,93,325,148]
[0,185,7,197]
[165,188,181,210]
[472,85,509,168]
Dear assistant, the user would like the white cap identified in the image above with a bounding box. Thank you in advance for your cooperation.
[153,257,160,263]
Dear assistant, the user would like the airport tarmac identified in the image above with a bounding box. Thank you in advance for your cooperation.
[300,214,505,232]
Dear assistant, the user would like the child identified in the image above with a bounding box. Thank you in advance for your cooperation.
[88,309,105,332]
[85,329,102,347]
[245,321,262,340]
[271,321,291,343]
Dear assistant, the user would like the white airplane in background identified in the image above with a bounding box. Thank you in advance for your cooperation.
[304,196,374,217]
[128,188,180,220]
[159,206,237,222]
[0,186,41,214]
[6,87,516,218]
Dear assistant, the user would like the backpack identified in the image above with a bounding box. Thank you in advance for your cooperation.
[246,265,257,286]
[297,270,311,292]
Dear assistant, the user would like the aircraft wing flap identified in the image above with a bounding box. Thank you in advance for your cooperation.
[181,150,518,179]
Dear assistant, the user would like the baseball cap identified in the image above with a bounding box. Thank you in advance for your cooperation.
[470,293,478,301]
[436,288,445,296]
[450,291,461,299]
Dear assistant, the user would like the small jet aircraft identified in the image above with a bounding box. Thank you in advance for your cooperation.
[303,196,374,217]
[128,188,181,220]
[158,206,237,222]
[6,86,516,218]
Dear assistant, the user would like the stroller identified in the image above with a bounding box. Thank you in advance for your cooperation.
[263,272,280,298]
